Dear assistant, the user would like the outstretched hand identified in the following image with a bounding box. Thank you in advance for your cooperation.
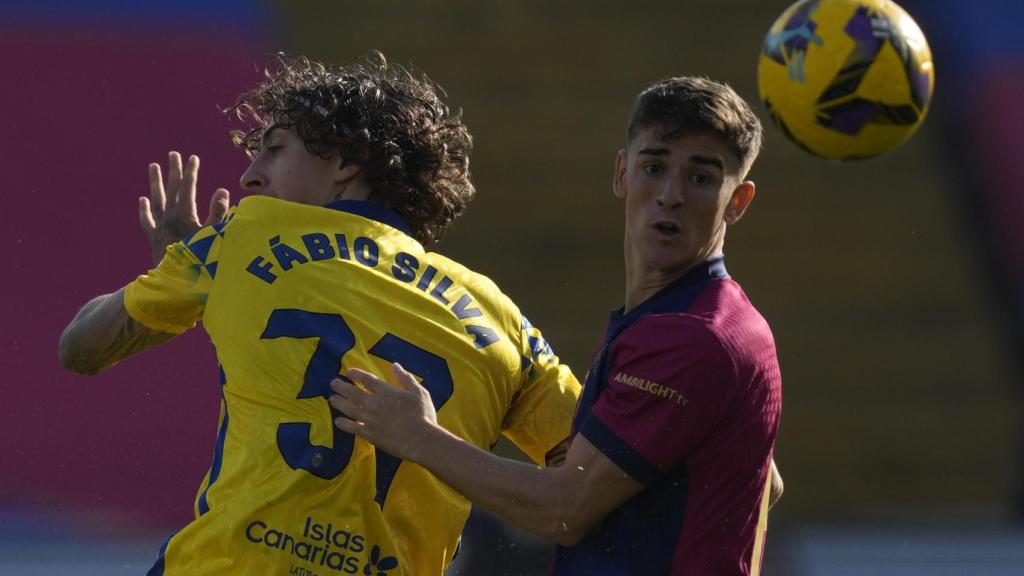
[330,363,441,462]
[139,151,230,266]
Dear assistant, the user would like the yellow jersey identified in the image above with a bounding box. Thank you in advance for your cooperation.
[124,196,580,576]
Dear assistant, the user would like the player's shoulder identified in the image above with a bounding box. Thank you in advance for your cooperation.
[711,277,776,337]
[174,204,243,268]
[427,252,512,302]
[228,195,329,222]
[203,196,361,248]
[688,276,775,336]
[229,194,269,217]
[687,277,780,375]
[226,195,297,225]
[627,312,726,358]
[425,251,526,327]
[184,196,262,243]
[425,251,477,277]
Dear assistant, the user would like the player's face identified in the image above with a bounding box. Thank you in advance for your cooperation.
[613,128,755,281]
[239,125,368,205]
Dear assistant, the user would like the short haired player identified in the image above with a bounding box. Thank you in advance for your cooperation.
[332,76,783,575]
[59,54,580,575]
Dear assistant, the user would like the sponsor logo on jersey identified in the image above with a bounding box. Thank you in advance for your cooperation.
[613,371,688,405]
[244,515,398,575]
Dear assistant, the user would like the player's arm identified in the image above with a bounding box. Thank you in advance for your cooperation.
[59,288,175,375]
[59,151,227,375]
[332,365,643,545]
[504,315,581,468]
[545,438,571,467]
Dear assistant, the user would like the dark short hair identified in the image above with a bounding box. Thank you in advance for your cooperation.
[628,77,763,174]
[228,53,474,245]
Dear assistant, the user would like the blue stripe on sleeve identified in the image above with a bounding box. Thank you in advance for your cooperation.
[579,416,662,486]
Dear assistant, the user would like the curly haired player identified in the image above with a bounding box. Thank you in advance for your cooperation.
[59,53,579,576]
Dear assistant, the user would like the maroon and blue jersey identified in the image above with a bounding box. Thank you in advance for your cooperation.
[554,257,782,576]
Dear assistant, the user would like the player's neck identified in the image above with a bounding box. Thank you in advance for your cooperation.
[623,254,721,314]
[623,258,691,313]
[624,272,678,314]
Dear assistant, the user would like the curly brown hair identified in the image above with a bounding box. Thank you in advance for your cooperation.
[227,53,475,245]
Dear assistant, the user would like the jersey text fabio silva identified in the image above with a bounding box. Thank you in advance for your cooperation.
[125,196,580,576]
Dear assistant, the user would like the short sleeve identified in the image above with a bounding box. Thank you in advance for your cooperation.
[123,223,226,334]
[500,315,581,465]
[579,315,736,485]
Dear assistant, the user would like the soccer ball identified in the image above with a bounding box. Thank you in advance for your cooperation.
[757,0,934,160]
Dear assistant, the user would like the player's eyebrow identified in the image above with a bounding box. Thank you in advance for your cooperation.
[637,147,670,157]
[637,148,725,172]
[690,155,724,172]
[261,124,281,145]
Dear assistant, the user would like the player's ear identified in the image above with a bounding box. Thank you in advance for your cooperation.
[612,149,627,199]
[724,181,755,224]
[336,158,363,184]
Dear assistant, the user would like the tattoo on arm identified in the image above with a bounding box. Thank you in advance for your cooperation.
[60,338,100,375]
[59,289,174,375]
[101,310,174,368]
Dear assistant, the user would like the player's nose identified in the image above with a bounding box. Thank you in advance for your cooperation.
[239,162,266,192]
[655,178,684,208]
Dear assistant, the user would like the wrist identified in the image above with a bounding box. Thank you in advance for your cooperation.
[406,421,455,466]
[151,243,171,266]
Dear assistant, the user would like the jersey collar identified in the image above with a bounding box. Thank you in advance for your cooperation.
[323,199,413,238]
[610,256,729,329]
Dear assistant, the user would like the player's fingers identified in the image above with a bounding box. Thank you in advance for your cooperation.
[178,155,199,217]
[389,363,420,392]
[148,163,166,217]
[345,368,386,394]
[138,197,157,233]
[333,416,366,437]
[165,151,182,212]
[204,188,230,226]
[329,393,363,420]
[331,377,368,400]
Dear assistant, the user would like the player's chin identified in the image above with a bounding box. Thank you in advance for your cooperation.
[645,250,689,275]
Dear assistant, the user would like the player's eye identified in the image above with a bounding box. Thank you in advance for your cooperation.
[265,145,283,156]
[690,172,712,185]
[641,163,663,175]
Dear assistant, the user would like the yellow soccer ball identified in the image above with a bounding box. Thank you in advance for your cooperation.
[758,0,934,160]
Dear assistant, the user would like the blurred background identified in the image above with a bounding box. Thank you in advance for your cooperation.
[2,0,1023,574]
